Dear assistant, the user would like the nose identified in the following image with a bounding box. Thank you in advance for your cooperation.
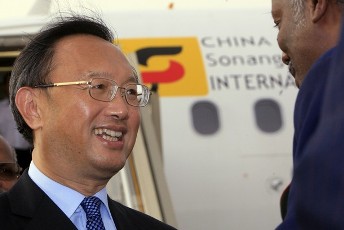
[106,90,129,120]
[281,52,290,65]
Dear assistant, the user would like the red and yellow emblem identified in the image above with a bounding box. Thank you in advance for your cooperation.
[119,37,208,96]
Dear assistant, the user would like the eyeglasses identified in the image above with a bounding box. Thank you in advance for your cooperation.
[34,77,151,107]
[0,163,21,181]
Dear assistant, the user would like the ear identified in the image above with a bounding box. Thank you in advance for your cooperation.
[311,0,328,23]
[15,87,43,130]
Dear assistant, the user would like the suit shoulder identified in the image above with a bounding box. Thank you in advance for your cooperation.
[108,199,177,230]
[0,192,17,229]
[0,192,10,214]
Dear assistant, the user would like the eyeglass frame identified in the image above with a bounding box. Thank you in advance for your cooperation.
[0,162,22,181]
[34,77,152,107]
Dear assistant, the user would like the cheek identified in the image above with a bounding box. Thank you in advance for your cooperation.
[132,111,141,130]
[50,99,96,138]
[3,180,16,190]
[76,101,96,119]
[65,97,97,120]
[129,110,141,136]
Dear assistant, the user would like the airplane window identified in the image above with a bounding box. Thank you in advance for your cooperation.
[254,99,282,133]
[191,101,220,135]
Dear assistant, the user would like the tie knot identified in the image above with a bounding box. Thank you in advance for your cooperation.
[81,196,102,218]
[80,196,106,230]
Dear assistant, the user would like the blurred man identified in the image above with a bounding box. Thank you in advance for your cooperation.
[271,0,344,228]
[0,73,32,170]
[0,135,21,193]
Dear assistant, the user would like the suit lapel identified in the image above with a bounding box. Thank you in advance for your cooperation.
[8,170,77,230]
[108,197,138,230]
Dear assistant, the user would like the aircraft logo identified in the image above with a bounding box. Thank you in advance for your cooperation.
[119,37,208,96]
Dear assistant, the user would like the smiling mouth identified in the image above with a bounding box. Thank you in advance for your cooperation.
[94,128,123,142]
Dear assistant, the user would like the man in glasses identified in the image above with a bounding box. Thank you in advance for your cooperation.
[0,135,21,193]
[0,13,176,230]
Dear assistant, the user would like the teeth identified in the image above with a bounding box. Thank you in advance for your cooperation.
[95,128,123,140]
[102,134,118,142]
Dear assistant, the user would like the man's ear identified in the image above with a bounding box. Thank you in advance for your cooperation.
[311,0,328,23]
[15,87,43,130]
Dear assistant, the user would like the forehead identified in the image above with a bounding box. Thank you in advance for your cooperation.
[81,71,138,83]
[51,34,134,83]
[271,0,287,17]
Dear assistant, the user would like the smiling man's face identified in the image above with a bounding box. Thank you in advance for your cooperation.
[35,34,140,181]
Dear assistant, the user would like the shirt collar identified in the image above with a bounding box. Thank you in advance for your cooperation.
[28,161,112,219]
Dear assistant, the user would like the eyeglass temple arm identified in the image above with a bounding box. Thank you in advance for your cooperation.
[34,81,90,88]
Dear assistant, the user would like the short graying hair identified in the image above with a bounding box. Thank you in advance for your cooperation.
[291,0,344,24]
[290,0,344,28]
[290,0,306,27]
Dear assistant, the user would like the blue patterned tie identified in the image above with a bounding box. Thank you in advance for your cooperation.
[81,196,106,230]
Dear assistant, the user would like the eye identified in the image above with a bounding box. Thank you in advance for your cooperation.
[92,83,105,89]
[0,168,13,175]
[273,20,281,29]
[126,88,138,96]
[91,82,112,93]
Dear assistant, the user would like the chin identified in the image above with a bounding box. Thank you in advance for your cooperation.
[104,159,127,173]
[294,76,301,88]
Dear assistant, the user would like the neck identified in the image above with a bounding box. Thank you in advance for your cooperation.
[32,150,109,196]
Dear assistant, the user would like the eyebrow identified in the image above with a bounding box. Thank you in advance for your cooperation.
[271,8,281,19]
[82,71,139,84]
[81,71,109,80]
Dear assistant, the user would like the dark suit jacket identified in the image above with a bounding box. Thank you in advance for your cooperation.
[275,46,334,230]
[0,170,177,230]
[276,17,344,230]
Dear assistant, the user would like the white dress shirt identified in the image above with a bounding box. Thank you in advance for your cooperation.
[28,162,117,230]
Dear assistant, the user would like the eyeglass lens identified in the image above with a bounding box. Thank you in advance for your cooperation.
[89,78,149,106]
